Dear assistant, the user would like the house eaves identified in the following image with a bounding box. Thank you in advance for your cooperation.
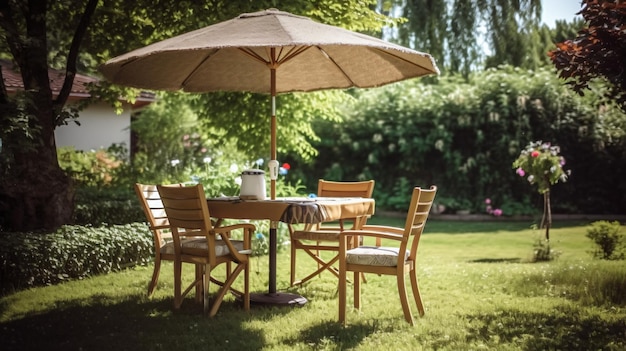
[1,59,155,109]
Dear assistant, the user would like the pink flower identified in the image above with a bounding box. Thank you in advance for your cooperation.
[493,209,503,216]
[485,198,491,204]
[516,168,525,177]
[531,150,540,158]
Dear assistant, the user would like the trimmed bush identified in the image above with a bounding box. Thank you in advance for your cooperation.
[0,223,153,295]
[73,187,145,226]
[586,221,625,260]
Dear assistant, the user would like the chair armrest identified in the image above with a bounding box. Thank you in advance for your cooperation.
[317,225,342,231]
[359,225,404,235]
[212,223,255,261]
[213,223,256,234]
[178,229,203,237]
[340,228,404,243]
[352,225,403,246]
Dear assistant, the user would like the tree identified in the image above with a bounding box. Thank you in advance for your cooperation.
[391,0,543,76]
[483,0,543,69]
[552,18,586,43]
[0,0,99,231]
[0,0,395,231]
[512,141,570,243]
[548,0,626,113]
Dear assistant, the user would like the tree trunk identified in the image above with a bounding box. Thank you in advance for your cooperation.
[540,189,552,242]
[0,0,77,232]
[0,165,75,232]
[0,112,75,232]
[0,64,75,231]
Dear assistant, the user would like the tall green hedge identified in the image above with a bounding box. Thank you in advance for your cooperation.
[287,66,626,214]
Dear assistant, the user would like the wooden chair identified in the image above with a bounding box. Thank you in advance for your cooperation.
[134,183,183,297]
[289,179,375,286]
[157,184,255,316]
[338,186,437,326]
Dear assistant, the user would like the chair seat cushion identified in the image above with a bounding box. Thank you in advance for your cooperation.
[345,246,409,266]
[159,241,176,255]
[160,238,245,257]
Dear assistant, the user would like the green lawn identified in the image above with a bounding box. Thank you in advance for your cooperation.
[1,219,625,350]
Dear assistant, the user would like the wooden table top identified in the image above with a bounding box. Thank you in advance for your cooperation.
[206,196,375,224]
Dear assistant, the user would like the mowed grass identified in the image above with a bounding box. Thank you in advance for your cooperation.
[1,219,625,350]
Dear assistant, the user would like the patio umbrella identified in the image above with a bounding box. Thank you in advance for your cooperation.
[99,8,439,199]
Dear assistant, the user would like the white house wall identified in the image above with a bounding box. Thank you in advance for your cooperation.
[55,101,132,152]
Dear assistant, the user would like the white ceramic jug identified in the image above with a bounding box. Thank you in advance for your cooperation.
[239,169,266,200]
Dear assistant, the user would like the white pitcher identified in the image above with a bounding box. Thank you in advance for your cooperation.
[239,169,266,200]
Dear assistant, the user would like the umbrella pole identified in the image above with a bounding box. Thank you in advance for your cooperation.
[269,63,278,294]
[270,99,276,200]
[254,52,305,305]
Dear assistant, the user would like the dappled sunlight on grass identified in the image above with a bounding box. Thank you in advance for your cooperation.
[1,220,625,350]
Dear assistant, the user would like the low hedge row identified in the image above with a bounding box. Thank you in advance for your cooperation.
[73,187,145,226]
[0,223,153,295]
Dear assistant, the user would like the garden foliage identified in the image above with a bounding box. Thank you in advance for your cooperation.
[513,140,570,247]
[549,0,626,113]
[0,223,153,295]
[512,141,569,194]
[586,220,625,260]
[289,66,626,214]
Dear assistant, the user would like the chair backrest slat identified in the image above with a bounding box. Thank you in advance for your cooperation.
[135,183,186,226]
[150,208,168,219]
[157,184,214,232]
[314,179,375,230]
[318,179,375,198]
[404,186,437,237]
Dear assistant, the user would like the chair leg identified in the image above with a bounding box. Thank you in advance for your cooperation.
[290,239,297,286]
[195,264,203,303]
[338,256,347,325]
[226,261,232,278]
[209,263,245,317]
[353,271,361,310]
[397,273,415,326]
[315,242,321,272]
[243,260,250,312]
[410,269,425,317]
[295,251,340,285]
[173,260,183,309]
[203,263,212,315]
[147,256,161,297]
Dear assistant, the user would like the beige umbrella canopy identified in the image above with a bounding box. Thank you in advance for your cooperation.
[100,8,439,198]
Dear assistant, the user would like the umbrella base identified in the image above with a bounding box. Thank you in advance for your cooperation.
[249,292,307,307]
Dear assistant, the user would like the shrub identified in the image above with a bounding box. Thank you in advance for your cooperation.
[57,146,124,187]
[295,66,626,214]
[0,223,153,295]
[531,237,561,262]
[586,221,625,260]
[58,146,145,226]
[73,186,145,226]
